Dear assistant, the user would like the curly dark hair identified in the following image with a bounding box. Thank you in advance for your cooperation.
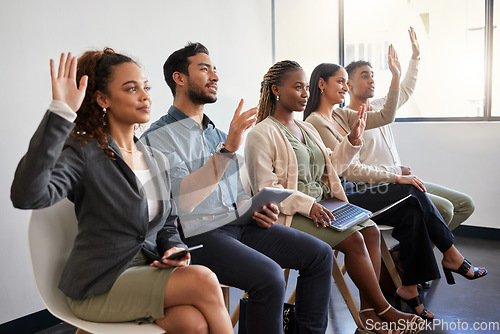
[71,48,136,159]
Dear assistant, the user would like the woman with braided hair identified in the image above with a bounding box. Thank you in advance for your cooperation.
[11,49,233,333]
[245,60,424,334]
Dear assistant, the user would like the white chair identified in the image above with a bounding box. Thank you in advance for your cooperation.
[28,198,166,333]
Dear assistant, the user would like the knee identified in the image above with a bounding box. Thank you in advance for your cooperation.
[435,199,454,224]
[158,305,209,334]
[458,194,475,216]
[188,265,223,296]
[181,319,209,334]
[344,231,366,249]
[337,231,370,256]
[364,225,380,240]
[178,309,209,334]
[308,238,334,268]
[247,264,286,301]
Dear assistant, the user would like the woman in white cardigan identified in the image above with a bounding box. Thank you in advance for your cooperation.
[245,60,422,334]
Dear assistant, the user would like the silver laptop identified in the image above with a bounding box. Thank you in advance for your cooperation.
[319,194,412,231]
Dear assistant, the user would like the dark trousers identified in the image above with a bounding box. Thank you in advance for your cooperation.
[347,183,454,285]
[185,223,333,334]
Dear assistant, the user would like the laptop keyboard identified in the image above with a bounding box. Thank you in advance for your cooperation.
[329,204,367,230]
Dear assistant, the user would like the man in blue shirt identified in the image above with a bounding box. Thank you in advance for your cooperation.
[142,42,333,334]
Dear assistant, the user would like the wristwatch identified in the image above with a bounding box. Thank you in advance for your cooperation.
[215,142,237,160]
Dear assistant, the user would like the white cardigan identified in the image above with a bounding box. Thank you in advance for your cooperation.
[244,117,361,226]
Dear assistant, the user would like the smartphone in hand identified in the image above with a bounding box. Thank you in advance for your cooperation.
[165,244,203,261]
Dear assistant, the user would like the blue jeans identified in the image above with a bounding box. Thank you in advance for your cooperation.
[184,223,333,334]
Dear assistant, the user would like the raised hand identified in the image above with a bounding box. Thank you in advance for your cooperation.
[388,44,401,78]
[409,26,420,59]
[224,99,258,152]
[50,52,88,112]
[348,103,367,146]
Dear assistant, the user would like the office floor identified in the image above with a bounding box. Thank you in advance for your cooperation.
[39,232,499,334]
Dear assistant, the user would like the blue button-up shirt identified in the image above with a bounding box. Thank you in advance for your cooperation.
[141,106,250,221]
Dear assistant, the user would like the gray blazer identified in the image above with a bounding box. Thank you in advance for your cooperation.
[11,111,186,300]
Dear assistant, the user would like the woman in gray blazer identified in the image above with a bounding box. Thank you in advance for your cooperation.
[11,49,233,333]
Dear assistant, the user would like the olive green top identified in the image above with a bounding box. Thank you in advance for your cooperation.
[270,116,329,201]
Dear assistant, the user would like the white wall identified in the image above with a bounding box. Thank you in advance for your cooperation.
[0,0,272,324]
[392,122,500,229]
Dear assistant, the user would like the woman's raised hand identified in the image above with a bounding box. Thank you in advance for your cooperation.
[50,52,88,112]
[388,44,401,78]
[388,44,401,90]
[409,26,420,59]
[348,103,367,146]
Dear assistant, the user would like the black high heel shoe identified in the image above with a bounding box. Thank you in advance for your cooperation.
[442,258,488,285]
[395,293,434,321]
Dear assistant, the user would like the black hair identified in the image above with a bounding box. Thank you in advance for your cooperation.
[303,63,342,120]
[344,60,372,79]
[163,42,209,97]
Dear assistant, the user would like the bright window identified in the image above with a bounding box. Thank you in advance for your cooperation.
[274,0,340,78]
[344,0,487,119]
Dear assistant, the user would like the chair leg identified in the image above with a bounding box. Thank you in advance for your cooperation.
[75,329,91,334]
[334,249,348,275]
[231,291,248,327]
[221,285,230,311]
[283,268,290,289]
[331,251,361,328]
[287,287,296,305]
[380,235,402,288]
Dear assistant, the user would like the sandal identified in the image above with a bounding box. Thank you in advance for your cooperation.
[358,307,404,334]
[378,305,422,334]
[357,308,376,334]
[442,258,487,285]
[394,293,433,321]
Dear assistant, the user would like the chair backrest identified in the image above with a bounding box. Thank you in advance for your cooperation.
[28,198,165,333]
